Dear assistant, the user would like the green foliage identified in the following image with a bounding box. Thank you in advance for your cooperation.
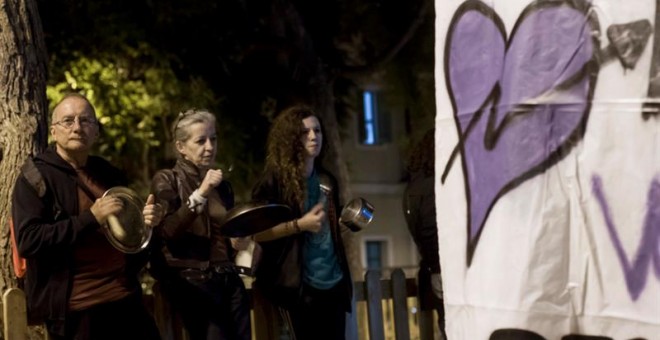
[47,43,219,195]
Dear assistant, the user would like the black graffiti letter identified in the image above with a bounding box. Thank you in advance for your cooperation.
[642,0,660,119]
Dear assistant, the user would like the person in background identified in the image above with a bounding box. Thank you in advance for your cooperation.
[403,128,447,339]
[150,109,251,340]
[251,105,355,340]
[12,93,163,340]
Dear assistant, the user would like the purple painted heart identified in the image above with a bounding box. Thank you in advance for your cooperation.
[443,0,601,265]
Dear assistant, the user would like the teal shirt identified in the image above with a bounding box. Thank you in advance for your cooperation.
[302,171,343,289]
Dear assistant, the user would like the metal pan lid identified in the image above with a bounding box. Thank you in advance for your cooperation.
[222,203,292,237]
[102,186,152,253]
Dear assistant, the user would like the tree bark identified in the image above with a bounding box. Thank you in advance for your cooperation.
[0,0,48,337]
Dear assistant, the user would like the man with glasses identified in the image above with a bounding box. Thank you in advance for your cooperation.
[12,93,162,340]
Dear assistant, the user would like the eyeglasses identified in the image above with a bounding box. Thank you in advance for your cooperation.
[52,116,98,129]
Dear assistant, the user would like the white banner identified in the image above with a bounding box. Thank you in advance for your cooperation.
[435,0,660,339]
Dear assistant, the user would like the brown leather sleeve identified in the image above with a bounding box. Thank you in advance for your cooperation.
[150,170,198,239]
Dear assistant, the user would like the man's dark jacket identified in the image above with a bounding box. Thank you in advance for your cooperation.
[11,146,147,336]
[403,173,439,274]
[403,171,441,310]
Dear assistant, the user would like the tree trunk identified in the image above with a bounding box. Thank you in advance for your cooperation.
[270,0,362,278]
[0,0,49,337]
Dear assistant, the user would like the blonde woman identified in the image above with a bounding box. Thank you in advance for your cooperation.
[150,109,250,340]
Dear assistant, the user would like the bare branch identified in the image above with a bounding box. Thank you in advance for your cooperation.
[336,0,432,78]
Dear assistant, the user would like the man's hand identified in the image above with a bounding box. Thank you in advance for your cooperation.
[90,196,124,225]
[199,169,223,197]
[431,272,443,299]
[143,194,163,228]
[298,203,325,233]
[231,237,251,251]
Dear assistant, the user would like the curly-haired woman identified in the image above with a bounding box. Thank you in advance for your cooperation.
[252,105,354,340]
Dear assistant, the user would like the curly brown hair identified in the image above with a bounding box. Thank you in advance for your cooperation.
[265,105,327,209]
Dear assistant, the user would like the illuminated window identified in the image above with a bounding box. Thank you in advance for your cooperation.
[358,91,390,146]
[362,91,377,145]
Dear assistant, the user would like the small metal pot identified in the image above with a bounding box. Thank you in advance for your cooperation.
[340,197,375,232]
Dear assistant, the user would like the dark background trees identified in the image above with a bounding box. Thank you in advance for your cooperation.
[35,0,434,199]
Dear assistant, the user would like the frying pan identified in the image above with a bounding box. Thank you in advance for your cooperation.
[222,203,292,237]
[102,186,152,253]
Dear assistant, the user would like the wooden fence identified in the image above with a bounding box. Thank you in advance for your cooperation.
[355,269,436,340]
[2,269,440,340]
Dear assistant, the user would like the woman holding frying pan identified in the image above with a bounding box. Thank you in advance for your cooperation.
[251,105,355,340]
